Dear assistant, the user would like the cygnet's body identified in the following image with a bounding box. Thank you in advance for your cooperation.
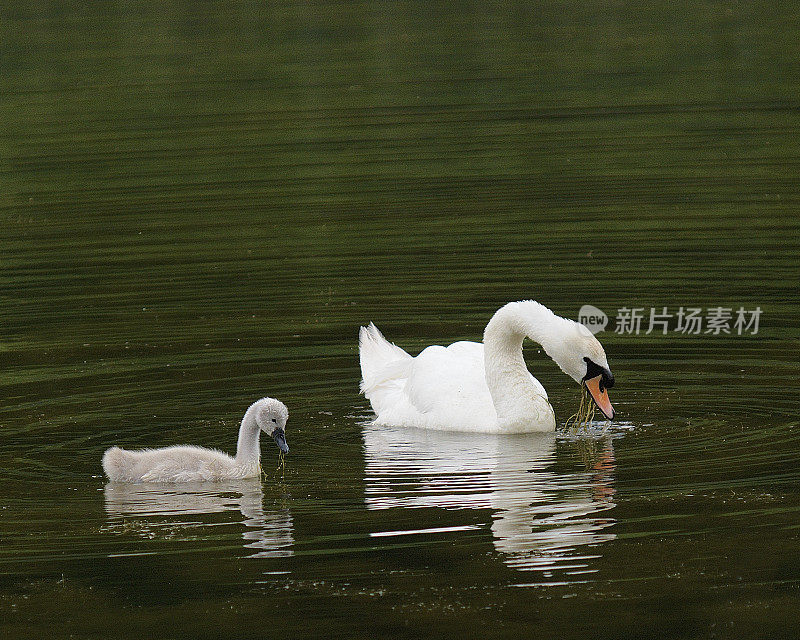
[102,398,289,482]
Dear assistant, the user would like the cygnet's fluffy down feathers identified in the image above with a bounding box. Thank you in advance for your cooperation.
[102,445,257,483]
[102,397,289,483]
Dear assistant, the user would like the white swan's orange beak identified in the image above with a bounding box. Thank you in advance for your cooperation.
[584,375,614,420]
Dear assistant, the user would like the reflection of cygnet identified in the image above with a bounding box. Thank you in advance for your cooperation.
[362,425,616,571]
[103,479,293,558]
[102,398,289,482]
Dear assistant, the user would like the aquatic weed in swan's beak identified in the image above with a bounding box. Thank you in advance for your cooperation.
[565,386,594,431]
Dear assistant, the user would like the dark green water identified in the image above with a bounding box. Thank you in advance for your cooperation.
[2,1,799,638]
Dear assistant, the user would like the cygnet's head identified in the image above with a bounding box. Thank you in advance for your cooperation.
[543,321,615,420]
[254,397,290,453]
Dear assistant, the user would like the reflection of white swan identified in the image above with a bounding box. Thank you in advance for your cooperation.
[103,479,293,558]
[363,424,616,573]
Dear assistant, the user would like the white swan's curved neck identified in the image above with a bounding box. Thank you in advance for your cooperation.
[235,404,262,466]
[483,302,561,429]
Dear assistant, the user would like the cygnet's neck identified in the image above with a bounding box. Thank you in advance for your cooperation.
[235,402,263,467]
[483,301,565,428]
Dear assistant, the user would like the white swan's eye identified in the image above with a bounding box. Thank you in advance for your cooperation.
[271,418,277,423]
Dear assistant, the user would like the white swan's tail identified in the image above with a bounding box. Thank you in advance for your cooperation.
[359,323,412,403]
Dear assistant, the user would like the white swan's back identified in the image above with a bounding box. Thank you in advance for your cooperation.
[359,324,501,431]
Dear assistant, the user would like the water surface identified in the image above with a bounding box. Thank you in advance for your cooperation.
[2,1,800,638]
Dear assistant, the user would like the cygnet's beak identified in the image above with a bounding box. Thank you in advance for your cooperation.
[584,375,614,420]
[271,428,289,454]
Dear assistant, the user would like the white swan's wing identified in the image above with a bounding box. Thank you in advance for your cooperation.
[405,342,490,412]
[359,326,547,431]
[420,343,546,401]
[376,340,494,430]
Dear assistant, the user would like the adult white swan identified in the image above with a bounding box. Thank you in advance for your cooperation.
[359,301,615,433]
[102,397,289,482]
